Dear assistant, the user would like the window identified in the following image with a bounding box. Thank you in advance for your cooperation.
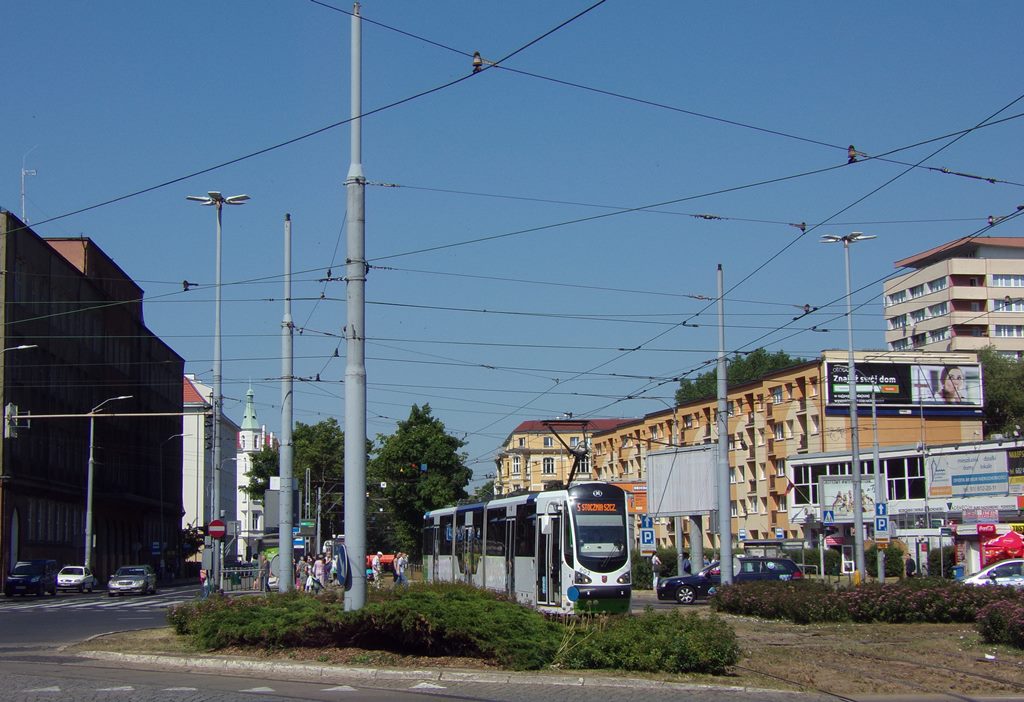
[927,302,948,317]
[543,437,553,448]
[512,455,521,475]
[888,314,908,330]
[621,436,631,448]
[995,325,1024,338]
[773,424,785,440]
[578,455,591,474]
[929,327,950,342]
[890,338,910,351]
[910,308,927,323]
[650,425,659,439]
[994,297,1024,312]
[684,415,693,428]
[777,495,788,511]
[542,457,555,474]
[993,274,1024,288]
[927,277,947,293]
[758,463,766,480]
[886,290,907,306]
[770,387,783,404]
[517,437,525,447]
[570,436,579,447]
[909,284,925,299]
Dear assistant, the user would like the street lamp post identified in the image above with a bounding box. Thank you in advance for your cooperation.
[85,395,133,569]
[160,433,187,580]
[821,231,875,581]
[187,191,249,590]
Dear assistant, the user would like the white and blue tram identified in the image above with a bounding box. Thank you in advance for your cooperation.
[422,482,631,615]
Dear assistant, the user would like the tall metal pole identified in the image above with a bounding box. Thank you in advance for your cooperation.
[212,197,224,590]
[872,390,885,580]
[85,414,97,569]
[344,1,368,610]
[842,240,866,580]
[279,214,294,591]
[716,264,733,584]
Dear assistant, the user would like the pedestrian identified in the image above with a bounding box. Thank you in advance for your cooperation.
[371,551,383,587]
[681,552,692,575]
[199,568,210,600]
[394,552,408,587]
[258,553,270,592]
[313,553,326,592]
[905,555,917,578]
[650,552,662,590]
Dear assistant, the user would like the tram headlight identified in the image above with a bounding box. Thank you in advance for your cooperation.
[574,570,592,584]
[616,572,631,584]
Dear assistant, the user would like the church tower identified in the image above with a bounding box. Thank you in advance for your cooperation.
[236,384,275,560]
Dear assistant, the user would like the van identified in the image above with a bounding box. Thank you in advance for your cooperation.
[4,559,59,597]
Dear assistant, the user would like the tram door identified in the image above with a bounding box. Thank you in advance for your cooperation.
[537,506,562,605]
[504,515,515,597]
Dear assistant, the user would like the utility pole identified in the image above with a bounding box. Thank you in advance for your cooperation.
[716,264,733,585]
[279,213,294,591]
[344,1,368,611]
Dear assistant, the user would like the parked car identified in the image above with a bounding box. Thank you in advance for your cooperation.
[4,559,59,597]
[57,565,98,593]
[107,564,157,596]
[958,558,1024,588]
[657,556,804,604]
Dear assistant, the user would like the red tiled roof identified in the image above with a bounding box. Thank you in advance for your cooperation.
[509,418,634,434]
[183,376,208,405]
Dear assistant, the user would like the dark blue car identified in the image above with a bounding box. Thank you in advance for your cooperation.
[656,556,803,604]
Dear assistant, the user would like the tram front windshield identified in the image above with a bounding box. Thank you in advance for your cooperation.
[572,500,628,572]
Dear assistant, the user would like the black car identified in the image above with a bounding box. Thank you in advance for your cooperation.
[4,559,59,597]
[656,557,804,604]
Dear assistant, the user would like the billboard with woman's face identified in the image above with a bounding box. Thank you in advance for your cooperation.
[825,361,983,408]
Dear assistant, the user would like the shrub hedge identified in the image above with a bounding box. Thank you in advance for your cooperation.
[711,578,1024,647]
[167,582,739,673]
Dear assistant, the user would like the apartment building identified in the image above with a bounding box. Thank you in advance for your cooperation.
[494,418,633,495]
[590,350,983,552]
[885,237,1024,359]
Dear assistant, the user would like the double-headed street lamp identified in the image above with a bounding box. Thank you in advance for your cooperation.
[186,191,248,588]
[821,231,875,580]
[84,394,133,569]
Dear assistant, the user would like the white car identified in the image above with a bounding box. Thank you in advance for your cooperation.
[57,565,98,592]
[959,558,1024,588]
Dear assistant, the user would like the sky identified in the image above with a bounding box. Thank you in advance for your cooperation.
[5,2,1023,486]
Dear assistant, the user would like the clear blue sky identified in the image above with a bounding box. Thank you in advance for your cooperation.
[5,2,1022,484]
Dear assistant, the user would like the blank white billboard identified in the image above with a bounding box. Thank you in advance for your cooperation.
[646,445,718,516]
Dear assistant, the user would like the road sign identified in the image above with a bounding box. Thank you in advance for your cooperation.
[208,519,226,539]
[874,516,889,533]
[640,515,654,529]
[775,528,784,539]
[823,510,835,525]
[875,502,888,517]
[639,527,655,555]
[739,528,747,541]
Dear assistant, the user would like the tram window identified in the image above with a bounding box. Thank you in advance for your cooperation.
[422,525,435,557]
[486,508,505,556]
[563,513,574,567]
[440,514,454,555]
[515,503,536,557]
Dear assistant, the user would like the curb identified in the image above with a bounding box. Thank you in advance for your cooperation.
[75,651,758,693]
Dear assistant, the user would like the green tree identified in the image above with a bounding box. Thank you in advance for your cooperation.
[369,404,472,556]
[472,480,495,501]
[241,446,281,500]
[979,346,1024,437]
[675,348,804,404]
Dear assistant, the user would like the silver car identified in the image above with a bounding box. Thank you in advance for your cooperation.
[57,565,97,592]
[959,558,1024,588]
[107,565,157,596]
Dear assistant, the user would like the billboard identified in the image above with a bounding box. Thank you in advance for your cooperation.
[927,450,1009,499]
[645,445,718,516]
[818,475,879,521]
[825,361,982,408]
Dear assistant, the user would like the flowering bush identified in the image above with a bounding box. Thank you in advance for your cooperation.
[977,600,1024,647]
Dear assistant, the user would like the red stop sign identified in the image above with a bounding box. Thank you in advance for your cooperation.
[208,519,226,539]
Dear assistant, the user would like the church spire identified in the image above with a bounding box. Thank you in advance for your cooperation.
[241,383,259,432]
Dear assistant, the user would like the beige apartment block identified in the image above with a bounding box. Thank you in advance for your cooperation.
[885,237,1024,359]
[589,350,983,553]
[494,419,633,495]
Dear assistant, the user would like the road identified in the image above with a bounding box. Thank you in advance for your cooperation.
[0,586,802,702]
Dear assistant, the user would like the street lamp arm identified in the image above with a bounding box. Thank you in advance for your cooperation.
[91,394,133,414]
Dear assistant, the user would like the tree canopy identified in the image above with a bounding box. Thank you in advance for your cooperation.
[368,404,472,555]
[675,348,804,404]
[979,346,1024,437]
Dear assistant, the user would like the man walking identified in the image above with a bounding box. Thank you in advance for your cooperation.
[651,552,662,590]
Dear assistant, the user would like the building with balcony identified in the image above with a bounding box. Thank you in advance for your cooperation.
[885,237,1024,359]
[591,349,984,554]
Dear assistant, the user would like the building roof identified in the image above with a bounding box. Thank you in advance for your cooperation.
[183,375,208,405]
[508,418,635,435]
[894,236,1024,269]
[241,385,259,432]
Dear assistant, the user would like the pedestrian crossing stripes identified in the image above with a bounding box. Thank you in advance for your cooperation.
[0,591,197,612]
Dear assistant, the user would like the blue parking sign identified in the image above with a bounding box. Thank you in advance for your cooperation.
[640,528,655,546]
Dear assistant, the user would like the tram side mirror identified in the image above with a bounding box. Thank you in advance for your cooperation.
[540,515,553,535]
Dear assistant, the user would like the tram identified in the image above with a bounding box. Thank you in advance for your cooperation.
[423,481,632,615]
